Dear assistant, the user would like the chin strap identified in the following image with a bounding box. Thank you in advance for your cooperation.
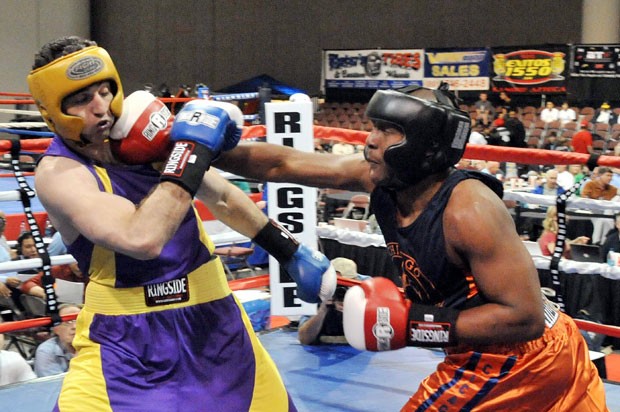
[9,137,60,326]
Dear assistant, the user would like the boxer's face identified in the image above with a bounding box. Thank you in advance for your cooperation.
[364,122,404,185]
[63,81,115,143]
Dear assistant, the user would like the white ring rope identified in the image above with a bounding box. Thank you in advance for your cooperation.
[0,254,76,274]
[504,191,620,212]
[0,122,47,128]
[0,190,30,202]
[0,108,41,116]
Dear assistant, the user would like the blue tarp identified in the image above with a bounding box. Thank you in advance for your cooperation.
[217,74,306,96]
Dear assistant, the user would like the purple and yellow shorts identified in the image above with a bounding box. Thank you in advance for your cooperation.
[55,258,296,412]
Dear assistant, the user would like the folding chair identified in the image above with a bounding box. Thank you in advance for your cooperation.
[213,243,257,280]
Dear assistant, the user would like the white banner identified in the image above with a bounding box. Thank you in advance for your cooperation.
[265,97,318,316]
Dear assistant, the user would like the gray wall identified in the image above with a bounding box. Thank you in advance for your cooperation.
[0,0,594,107]
[90,0,584,95]
[0,0,90,122]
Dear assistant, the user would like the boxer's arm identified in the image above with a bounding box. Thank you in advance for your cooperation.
[216,143,374,192]
[445,179,545,345]
[35,155,192,260]
[195,169,269,237]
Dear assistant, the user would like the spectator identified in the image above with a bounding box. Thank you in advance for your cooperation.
[20,262,84,300]
[571,121,594,154]
[582,167,618,244]
[498,91,517,112]
[0,212,11,262]
[468,122,487,145]
[593,102,616,125]
[582,167,618,201]
[557,102,576,126]
[298,258,367,345]
[474,92,494,126]
[531,169,565,196]
[537,206,589,258]
[481,161,504,180]
[556,165,575,191]
[34,303,81,377]
[540,101,559,123]
[0,317,36,385]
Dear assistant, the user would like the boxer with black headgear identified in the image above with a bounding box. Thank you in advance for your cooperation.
[363,83,470,188]
[216,83,608,410]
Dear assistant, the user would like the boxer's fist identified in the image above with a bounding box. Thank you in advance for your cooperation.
[282,244,337,304]
[109,91,173,164]
[160,100,243,196]
[252,219,336,303]
[343,277,410,351]
[169,99,243,155]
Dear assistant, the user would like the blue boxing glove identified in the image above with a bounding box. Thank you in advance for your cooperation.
[160,99,243,195]
[253,220,337,303]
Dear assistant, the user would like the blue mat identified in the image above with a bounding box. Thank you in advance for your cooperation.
[2,329,618,411]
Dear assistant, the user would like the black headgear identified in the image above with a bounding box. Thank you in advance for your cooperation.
[365,83,471,186]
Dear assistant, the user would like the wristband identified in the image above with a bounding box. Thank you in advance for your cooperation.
[253,219,299,263]
[160,140,214,196]
[407,304,459,347]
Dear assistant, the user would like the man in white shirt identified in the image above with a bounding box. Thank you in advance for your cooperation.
[557,102,576,126]
[540,101,559,123]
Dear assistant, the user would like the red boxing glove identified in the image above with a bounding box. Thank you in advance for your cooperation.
[343,277,460,351]
[109,90,173,164]
[343,277,410,351]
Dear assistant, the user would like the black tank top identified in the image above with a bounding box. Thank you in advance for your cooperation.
[371,169,503,309]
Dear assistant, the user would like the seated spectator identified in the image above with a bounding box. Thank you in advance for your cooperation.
[20,262,84,300]
[537,206,589,258]
[600,213,620,260]
[581,167,618,201]
[540,101,559,123]
[498,91,517,112]
[468,122,487,145]
[298,258,367,346]
[581,167,618,244]
[474,92,494,127]
[0,212,12,262]
[481,161,504,180]
[0,317,36,385]
[593,102,616,125]
[557,102,576,126]
[15,232,40,274]
[34,303,81,377]
[531,169,565,196]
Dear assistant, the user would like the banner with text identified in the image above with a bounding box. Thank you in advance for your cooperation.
[571,44,620,78]
[491,45,569,94]
[422,47,491,91]
[323,49,424,89]
[265,98,318,316]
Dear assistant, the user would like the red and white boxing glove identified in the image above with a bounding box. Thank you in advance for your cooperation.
[343,277,460,351]
[109,90,173,164]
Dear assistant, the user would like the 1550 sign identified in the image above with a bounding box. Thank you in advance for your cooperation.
[493,50,565,84]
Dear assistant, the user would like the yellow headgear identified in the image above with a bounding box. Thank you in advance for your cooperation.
[27,46,124,142]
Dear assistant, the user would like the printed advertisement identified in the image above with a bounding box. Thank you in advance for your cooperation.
[571,44,620,77]
[422,48,491,91]
[491,46,569,94]
[323,49,424,89]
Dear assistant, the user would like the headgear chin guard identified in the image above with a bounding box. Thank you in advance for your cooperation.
[365,84,471,186]
[27,46,124,142]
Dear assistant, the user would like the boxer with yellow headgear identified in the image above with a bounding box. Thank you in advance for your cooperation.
[28,44,124,143]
